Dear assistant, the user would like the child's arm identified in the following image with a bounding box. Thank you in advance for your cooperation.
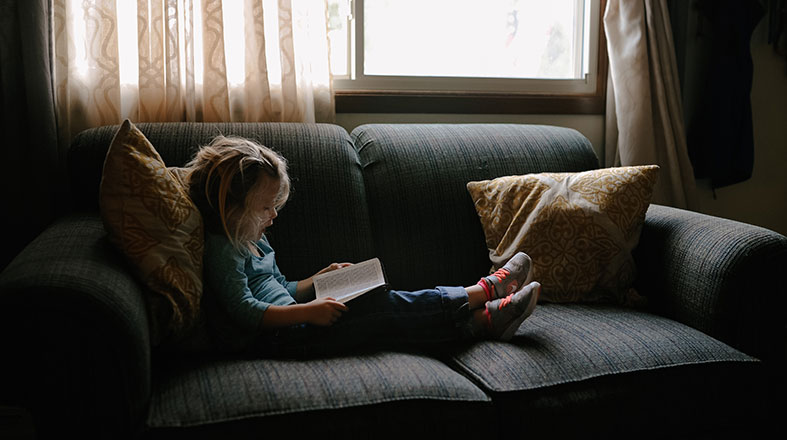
[206,234,296,330]
[268,263,353,326]
[261,298,348,328]
[209,257,346,329]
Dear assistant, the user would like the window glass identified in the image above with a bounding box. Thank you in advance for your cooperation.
[363,0,584,79]
[327,0,596,87]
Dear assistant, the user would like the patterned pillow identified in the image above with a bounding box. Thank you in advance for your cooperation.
[99,119,203,344]
[467,166,659,304]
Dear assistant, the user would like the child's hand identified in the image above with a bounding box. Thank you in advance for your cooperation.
[304,298,348,326]
[294,263,354,303]
[316,262,353,275]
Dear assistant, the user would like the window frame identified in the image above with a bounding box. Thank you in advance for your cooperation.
[334,0,608,114]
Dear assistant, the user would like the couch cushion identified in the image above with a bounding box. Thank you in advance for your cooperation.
[452,303,757,392]
[351,123,599,292]
[449,303,763,435]
[147,351,490,436]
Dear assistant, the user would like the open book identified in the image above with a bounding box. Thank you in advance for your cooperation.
[313,258,387,304]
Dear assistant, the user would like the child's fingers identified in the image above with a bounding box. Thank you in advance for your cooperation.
[322,298,348,311]
[315,262,353,277]
[331,301,349,312]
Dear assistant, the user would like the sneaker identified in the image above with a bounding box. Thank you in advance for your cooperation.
[485,281,540,341]
[478,252,533,300]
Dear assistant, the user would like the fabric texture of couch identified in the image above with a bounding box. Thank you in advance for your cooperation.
[1,122,784,439]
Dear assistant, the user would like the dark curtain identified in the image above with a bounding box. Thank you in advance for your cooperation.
[766,0,786,73]
[0,0,60,271]
[669,0,765,191]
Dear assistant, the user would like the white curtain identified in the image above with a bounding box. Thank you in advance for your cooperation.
[53,0,334,143]
[604,0,697,209]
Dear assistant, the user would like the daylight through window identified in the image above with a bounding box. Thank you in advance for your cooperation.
[328,0,600,95]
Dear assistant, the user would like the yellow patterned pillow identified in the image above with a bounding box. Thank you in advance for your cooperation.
[99,120,203,344]
[467,166,659,304]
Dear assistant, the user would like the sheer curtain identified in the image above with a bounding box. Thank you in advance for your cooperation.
[603,0,697,209]
[53,0,334,143]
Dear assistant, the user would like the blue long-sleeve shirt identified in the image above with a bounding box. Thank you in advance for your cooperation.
[204,233,298,336]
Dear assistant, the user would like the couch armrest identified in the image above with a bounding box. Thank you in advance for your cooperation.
[634,204,787,363]
[0,214,151,438]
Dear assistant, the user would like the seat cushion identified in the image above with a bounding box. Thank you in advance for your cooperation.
[449,304,763,436]
[452,303,757,392]
[147,351,490,437]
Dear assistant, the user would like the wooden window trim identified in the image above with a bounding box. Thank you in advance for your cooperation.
[335,1,608,115]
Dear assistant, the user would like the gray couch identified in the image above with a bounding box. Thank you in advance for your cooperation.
[1,122,784,438]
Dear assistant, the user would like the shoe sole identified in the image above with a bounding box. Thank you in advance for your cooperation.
[523,260,534,286]
[500,283,540,341]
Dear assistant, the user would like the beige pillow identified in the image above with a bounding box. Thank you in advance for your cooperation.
[99,119,203,344]
[467,166,659,304]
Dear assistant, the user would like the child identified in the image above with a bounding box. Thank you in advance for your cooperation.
[185,135,540,357]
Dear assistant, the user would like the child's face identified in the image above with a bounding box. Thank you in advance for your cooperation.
[244,177,281,240]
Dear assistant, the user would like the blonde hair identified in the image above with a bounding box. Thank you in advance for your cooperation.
[185,135,290,250]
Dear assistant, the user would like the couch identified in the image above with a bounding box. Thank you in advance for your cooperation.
[1,122,784,439]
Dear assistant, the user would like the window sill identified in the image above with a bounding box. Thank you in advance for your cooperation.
[334,90,606,114]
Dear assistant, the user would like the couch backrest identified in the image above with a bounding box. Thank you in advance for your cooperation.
[351,124,599,291]
[68,122,375,280]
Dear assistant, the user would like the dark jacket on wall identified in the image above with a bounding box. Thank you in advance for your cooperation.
[673,0,765,190]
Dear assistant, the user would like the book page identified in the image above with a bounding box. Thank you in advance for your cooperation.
[313,258,386,303]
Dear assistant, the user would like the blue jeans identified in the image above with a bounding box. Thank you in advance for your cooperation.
[254,286,474,358]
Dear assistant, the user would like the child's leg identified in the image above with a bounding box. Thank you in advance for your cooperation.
[260,286,474,358]
[258,254,538,357]
[465,284,488,310]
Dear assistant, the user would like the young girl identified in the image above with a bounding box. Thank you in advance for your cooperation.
[186,136,540,357]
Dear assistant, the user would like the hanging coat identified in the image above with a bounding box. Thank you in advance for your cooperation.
[686,0,765,189]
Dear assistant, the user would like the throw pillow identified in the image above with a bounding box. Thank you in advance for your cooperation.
[100,119,203,344]
[467,165,659,304]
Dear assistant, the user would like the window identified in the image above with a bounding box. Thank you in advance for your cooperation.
[327,0,607,114]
